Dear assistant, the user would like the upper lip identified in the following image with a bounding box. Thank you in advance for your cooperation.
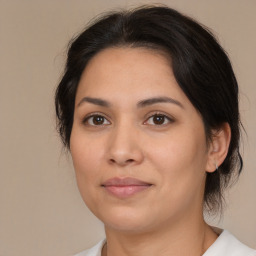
[102,177,152,187]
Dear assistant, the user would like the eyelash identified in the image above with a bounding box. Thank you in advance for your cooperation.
[144,112,174,126]
[82,112,174,127]
[82,112,110,126]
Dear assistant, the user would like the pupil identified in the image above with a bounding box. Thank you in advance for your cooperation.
[93,116,104,125]
[153,115,164,125]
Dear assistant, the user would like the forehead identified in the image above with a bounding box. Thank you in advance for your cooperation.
[75,47,190,107]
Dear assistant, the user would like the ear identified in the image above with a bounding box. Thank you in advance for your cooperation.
[206,122,231,173]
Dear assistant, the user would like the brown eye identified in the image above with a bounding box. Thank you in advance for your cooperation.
[153,115,165,125]
[84,114,110,126]
[92,115,104,125]
[145,114,173,126]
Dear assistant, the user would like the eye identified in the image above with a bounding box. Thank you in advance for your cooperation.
[83,114,111,126]
[144,114,173,126]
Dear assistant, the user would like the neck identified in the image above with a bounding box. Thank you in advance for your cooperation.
[103,215,218,256]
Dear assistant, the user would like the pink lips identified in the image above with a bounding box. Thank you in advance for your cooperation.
[102,177,152,198]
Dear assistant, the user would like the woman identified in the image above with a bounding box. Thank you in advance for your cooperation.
[55,6,256,256]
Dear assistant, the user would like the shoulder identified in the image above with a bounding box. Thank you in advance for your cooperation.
[204,230,256,256]
[74,231,256,256]
[74,240,105,256]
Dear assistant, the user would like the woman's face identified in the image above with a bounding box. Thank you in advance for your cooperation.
[70,47,213,233]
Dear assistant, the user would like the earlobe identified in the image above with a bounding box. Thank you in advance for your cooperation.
[206,123,231,173]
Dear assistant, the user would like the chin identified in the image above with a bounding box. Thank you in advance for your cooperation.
[95,205,163,234]
[104,219,154,234]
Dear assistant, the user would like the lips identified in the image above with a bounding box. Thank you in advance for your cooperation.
[102,177,152,198]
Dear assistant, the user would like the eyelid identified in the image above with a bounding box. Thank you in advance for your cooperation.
[143,111,175,125]
[81,111,175,126]
[82,112,111,125]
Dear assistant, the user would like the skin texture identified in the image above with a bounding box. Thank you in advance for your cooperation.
[70,47,231,256]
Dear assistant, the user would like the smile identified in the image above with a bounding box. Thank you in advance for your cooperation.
[101,177,152,198]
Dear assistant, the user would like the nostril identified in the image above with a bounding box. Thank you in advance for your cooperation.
[109,158,135,165]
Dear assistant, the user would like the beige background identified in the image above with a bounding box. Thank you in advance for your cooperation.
[0,0,255,255]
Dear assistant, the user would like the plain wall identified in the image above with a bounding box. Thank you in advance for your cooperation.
[0,0,255,255]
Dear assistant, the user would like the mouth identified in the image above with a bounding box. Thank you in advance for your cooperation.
[101,177,153,198]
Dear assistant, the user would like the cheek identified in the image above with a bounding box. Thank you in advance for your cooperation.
[146,126,208,197]
[147,127,207,170]
[70,129,104,196]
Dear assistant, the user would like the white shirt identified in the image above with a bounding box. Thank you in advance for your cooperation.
[74,230,256,256]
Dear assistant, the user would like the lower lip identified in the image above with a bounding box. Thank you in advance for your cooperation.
[103,185,151,198]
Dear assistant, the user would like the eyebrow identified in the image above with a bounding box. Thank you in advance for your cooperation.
[77,97,111,108]
[77,96,183,109]
[137,96,184,108]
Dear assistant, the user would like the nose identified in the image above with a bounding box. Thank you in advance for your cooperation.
[107,123,144,166]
